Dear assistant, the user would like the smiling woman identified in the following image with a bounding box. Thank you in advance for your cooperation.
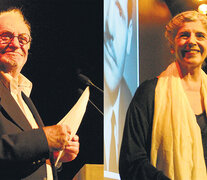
[174,21,207,73]
[166,11,207,74]
[119,10,207,180]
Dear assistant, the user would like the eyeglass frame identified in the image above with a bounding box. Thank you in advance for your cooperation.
[0,31,32,46]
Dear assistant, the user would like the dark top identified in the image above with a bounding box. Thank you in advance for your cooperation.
[196,112,207,166]
[119,78,207,180]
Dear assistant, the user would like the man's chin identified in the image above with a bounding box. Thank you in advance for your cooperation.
[4,60,18,71]
[6,59,18,67]
[0,59,18,74]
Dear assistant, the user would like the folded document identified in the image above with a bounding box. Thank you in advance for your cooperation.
[55,86,90,166]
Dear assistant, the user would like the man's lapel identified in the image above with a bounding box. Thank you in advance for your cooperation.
[21,92,44,127]
[0,82,32,131]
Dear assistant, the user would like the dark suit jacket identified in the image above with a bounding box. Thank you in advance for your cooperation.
[0,82,57,180]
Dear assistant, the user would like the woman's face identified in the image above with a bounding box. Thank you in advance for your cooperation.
[173,20,207,70]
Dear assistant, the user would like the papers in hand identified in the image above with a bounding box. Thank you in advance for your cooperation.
[55,86,90,166]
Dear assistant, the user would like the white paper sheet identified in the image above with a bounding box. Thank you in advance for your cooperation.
[55,86,90,166]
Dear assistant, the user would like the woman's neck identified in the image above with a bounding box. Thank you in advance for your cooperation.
[176,61,204,114]
[176,61,202,91]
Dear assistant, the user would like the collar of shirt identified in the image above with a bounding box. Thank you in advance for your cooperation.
[0,71,32,97]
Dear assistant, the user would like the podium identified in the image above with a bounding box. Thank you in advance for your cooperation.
[73,164,103,180]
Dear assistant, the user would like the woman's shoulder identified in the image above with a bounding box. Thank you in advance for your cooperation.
[134,78,158,98]
[129,78,158,109]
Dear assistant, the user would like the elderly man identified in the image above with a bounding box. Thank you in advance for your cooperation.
[0,8,79,180]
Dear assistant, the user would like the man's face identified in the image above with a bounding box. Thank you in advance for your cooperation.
[104,0,132,92]
[0,13,30,77]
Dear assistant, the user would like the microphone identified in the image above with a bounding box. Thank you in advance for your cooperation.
[78,73,103,93]
[78,88,103,116]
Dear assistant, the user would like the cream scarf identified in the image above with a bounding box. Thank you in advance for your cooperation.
[151,62,207,180]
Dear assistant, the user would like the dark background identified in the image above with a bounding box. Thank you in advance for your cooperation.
[0,0,103,179]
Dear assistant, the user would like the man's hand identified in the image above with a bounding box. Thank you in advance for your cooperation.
[43,124,71,151]
[54,135,80,162]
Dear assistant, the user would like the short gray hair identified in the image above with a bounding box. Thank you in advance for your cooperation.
[165,11,207,45]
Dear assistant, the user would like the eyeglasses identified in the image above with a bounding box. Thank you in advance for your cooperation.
[0,31,31,45]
